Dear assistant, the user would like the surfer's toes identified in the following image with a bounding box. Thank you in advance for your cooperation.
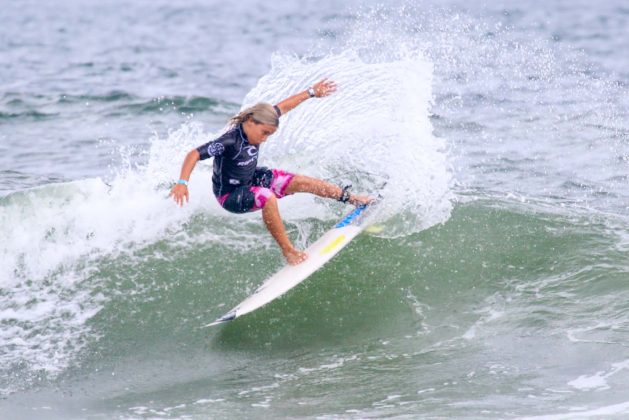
[284,249,308,265]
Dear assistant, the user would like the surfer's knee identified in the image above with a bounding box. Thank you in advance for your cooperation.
[247,186,277,212]
[260,190,278,210]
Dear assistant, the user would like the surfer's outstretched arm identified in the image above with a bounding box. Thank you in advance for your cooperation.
[169,149,200,206]
[275,78,337,115]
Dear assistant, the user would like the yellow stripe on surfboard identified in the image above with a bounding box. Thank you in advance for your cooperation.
[319,234,346,255]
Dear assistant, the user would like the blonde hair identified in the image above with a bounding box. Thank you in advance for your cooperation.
[229,102,279,127]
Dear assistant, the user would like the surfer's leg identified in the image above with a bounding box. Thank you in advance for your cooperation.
[285,175,372,206]
[218,185,307,265]
[261,193,308,265]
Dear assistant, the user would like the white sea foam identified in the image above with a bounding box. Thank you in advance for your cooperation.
[521,400,629,419]
[0,122,225,393]
[244,46,453,235]
[568,359,629,392]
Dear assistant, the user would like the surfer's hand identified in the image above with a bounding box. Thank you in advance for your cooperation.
[170,183,189,207]
[312,78,337,98]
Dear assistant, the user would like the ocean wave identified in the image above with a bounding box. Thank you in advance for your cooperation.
[2,172,627,395]
[0,91,231,124]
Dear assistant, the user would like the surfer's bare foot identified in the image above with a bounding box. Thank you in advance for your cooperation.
[283,248,308,265]
[349,194,374,206]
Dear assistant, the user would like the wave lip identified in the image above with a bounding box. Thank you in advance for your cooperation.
[247,48,453,234]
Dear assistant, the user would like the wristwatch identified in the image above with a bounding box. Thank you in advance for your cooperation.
[307,87,316,98]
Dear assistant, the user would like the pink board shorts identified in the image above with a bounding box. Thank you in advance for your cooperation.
[216,168,295,213]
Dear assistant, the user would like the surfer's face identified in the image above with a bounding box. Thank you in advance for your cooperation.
[243,119,277,145]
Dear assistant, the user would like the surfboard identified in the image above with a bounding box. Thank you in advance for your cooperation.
[207,202,378,327]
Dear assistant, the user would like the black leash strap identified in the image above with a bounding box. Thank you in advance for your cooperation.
[338,184,352,203]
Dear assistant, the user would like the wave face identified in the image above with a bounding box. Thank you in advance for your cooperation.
[0,30,453,398]
[1,0,629,418]
[3,196,628,417]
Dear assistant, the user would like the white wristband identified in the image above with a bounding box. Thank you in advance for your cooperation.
[307,87,316,98]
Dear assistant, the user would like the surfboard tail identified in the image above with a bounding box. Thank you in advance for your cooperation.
[204,311,237,328]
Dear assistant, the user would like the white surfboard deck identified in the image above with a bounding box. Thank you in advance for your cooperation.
[206,203,378,327]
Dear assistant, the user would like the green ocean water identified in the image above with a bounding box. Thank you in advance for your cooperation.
[2,0,629,418]
[3,196,628,418]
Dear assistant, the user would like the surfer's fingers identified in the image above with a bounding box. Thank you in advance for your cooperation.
[180,191,188,206]
[169,184,189,207]
[169,190,178,204]
[323,80,337,94]
[313,78,336,97]
[172,192,183,207]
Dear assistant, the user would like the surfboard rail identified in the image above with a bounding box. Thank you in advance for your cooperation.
[206,202,378,327]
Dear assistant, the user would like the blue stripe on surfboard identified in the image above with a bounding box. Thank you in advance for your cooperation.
[335,205,367,228]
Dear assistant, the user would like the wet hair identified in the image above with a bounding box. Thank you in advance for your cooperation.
[229,102,279,127]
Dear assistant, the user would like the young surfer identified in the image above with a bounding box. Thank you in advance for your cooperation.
[170,79,372,265]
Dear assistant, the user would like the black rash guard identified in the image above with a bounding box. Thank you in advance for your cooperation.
[196,124,259,197]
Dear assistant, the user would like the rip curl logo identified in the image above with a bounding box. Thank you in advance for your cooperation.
[244,146,258,157]
[207,142,225,157]
[236,145,258,166]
